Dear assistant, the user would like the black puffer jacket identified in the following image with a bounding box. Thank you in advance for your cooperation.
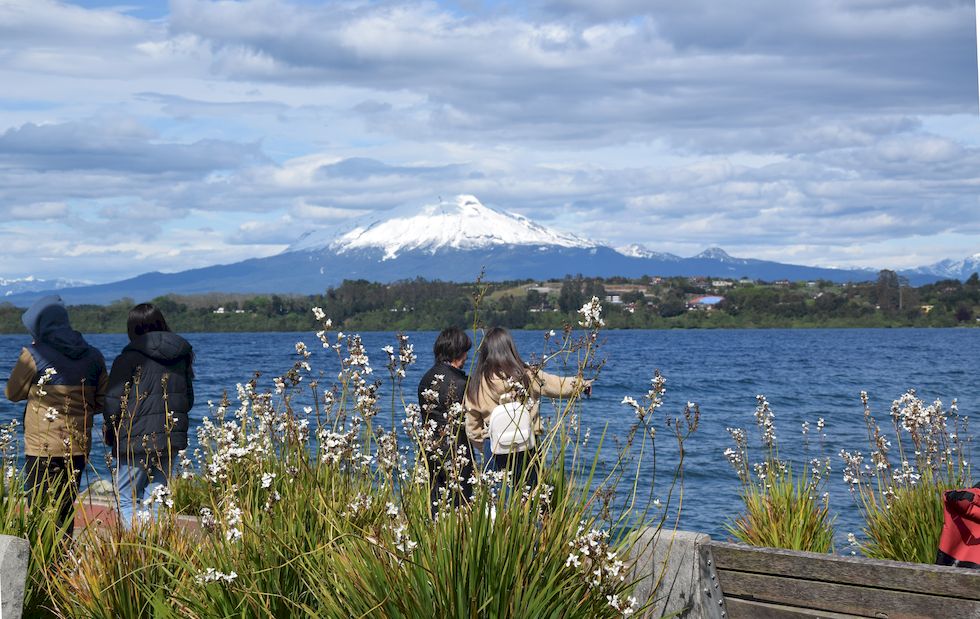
[417,362,468,441]
[105,331,194,461]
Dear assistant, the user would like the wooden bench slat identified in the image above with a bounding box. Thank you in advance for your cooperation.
[717,569,980,619]
[725,597,865,619]
[708,541,980,601]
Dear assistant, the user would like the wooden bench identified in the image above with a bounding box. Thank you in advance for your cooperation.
[707,541,980,619]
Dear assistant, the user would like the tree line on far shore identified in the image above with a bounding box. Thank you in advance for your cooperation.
[1,270,978,334]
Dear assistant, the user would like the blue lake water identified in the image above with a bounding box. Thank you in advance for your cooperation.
[1,328,977,546]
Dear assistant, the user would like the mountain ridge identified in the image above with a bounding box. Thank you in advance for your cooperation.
[1,195,975,305]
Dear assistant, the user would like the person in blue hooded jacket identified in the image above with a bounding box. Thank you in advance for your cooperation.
[104,303,193,528]
[5,295,108,535]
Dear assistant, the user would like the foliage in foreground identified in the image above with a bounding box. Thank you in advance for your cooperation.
[0,452,75,617]
[8,298,696,618]
[724,397,835,553]
[841,390,971,563]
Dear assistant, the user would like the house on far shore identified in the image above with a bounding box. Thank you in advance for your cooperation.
[687,295,725,310]
[526,284,558,295]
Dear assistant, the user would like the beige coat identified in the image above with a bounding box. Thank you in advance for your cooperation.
[464,368,585,445]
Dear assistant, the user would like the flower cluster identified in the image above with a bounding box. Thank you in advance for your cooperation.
[36,367,57,397]
[606,593,638,617]
[754,395,776,447]
[383,333,417,380]
[841,389,967,506]
[0,420,18,470]
[620,370,668,427]
[342,335,381,419]
[222,498,243,542]
[195,568,238,585]
[578,296,605,329]
[144,484,174,510]
[316,423,363,466]
[565,523,627,592]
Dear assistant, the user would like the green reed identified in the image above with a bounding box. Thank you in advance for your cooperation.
[26,296,691,618]
[725,396,835,553]
[841,390,971,562]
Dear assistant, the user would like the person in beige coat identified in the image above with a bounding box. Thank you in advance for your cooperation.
[464,327,591,488]
[5,295,107,535]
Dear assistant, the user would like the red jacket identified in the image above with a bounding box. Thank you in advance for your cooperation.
[937,487,980,567]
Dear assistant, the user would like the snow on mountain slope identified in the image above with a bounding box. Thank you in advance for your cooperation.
[0,276,89,297]
[694,247,741,262]
[909,253,980,280]
[288,195,596,259]
[615,244,681,261]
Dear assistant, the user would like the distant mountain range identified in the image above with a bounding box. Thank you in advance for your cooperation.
[2,195,977,306]
[905,254,980,282]
[0,276,89,298]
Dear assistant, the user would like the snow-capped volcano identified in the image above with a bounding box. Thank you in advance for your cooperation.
[5,197,964,305]
[288,195,596,260]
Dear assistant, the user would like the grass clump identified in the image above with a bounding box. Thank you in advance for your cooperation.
[18,296,695,618]
[840,390,971,563]
[725,396,835,553]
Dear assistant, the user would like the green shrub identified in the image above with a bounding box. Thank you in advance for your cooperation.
[841,390,970,562]
[33,297,693,618]
[725,397,835,553]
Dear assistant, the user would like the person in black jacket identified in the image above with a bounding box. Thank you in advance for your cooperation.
[105,303,193,528]
[417,327,473,515]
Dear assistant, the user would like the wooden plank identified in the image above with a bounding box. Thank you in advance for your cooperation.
[725,598,864,619]
[708,541,980,600]
[716,569,980,619]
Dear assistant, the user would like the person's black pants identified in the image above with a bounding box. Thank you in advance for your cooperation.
[24,455,86,537]
[427,438,475,516]
[493,448,539,490]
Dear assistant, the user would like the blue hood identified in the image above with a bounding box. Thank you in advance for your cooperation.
[21,295,91,359]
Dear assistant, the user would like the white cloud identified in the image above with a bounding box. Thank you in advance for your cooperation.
[0,0,976,281]
[6,201,69,220]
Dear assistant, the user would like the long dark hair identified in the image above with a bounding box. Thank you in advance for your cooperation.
[466,327,530,404]
[127,303,171,341]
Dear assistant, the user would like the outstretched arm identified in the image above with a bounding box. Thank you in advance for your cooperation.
[533,369,591,399]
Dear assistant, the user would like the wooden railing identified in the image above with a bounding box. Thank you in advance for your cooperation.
[629,530,980,618]
[708,541,980,619]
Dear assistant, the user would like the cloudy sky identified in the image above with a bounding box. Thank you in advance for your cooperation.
[1,0,978,283]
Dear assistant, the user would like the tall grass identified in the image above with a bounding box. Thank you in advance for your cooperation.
[25,296,694,618]
[0,420,77,618]
[724,396,835,553]
[840,390,971,562]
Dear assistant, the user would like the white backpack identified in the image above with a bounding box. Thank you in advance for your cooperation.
[488,399,535,455]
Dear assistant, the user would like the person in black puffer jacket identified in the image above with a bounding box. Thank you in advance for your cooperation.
[416,327,474,516]
[105,303,193,528]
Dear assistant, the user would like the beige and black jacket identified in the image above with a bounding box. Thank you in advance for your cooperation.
[5,296,107,457]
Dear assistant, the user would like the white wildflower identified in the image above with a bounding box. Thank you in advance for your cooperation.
[195,568,238,585]
[578,296,605,329]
